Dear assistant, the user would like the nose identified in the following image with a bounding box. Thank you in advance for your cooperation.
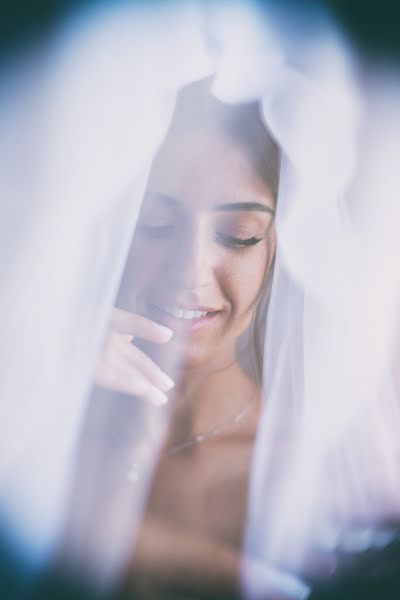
[165,222,214,291]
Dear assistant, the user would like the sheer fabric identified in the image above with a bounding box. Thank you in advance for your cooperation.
[0,2,399,598]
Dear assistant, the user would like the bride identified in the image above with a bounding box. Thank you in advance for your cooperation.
[85,75,400,600]
[95,78,282,599]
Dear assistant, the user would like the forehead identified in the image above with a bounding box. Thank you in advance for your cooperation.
[146,128,275,212]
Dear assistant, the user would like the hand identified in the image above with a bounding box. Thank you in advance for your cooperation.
[95,307,175,406]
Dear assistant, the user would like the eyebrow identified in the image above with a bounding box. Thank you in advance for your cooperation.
[149,193,275,216]
[214,202,275,215]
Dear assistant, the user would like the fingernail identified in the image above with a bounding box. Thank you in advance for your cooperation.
[158,372,175,392]
[158,325,174,340]
[152,390,168,406]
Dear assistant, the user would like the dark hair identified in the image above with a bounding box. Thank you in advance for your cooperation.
[165,78,281,201]
[163,78,281,385]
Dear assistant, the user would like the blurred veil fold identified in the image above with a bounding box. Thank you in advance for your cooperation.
[0,1,399,597]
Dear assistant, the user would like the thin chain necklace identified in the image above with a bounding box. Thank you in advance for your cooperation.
[167,387,258,456]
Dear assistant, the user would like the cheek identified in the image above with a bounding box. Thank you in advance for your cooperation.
[118,240,167,309]
[220,241,275,315]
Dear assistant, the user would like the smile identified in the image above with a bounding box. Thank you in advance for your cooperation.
[148,303,220,331]
[162,306,209,320]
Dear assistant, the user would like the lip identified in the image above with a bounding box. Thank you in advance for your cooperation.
[148,303,221,332]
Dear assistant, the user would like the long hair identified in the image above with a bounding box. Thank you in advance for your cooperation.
[160,78,281,385]
[165,78,280,201]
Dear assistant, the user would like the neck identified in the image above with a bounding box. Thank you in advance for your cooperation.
[169,359,259,444]
[174,322,260,399]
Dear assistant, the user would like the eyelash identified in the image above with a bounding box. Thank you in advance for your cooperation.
[216,233,262,248]
[137,225,262,248]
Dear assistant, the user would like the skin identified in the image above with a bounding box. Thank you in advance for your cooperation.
[96,126,277,599]
[119,128,276,378]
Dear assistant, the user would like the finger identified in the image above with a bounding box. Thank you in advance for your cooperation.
[95,358,168,406]
[110,308,173,343]
[97,332,172,398]
[118,341,174,392]
[104,331,175,392]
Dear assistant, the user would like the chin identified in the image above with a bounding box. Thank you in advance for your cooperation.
[169,334,237,375]
[168,339,211,372]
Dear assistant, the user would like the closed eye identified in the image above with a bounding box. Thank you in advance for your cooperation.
[216,233,262,248]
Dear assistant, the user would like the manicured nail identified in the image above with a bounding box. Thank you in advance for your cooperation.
[158,372,175,392]
[152,389,168,406]
[157,325,174,341]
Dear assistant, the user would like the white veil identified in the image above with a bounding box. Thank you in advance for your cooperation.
[0,2,399,598]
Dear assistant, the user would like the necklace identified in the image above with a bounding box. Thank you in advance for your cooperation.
[167,389,258,456]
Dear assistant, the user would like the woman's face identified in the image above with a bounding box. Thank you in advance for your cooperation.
[123,128,276,371]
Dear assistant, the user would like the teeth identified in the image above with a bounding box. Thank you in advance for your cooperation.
[163,306,209,319]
